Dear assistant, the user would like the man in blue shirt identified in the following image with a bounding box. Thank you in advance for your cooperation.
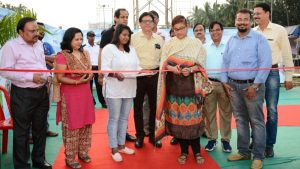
[221,9,272,169]
[37,22,58,137]
[203,21,232,153]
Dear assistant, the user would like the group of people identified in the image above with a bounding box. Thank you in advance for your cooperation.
[0,2,294,169]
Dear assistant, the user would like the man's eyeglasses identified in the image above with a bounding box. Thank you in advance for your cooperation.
[141,20,153,24]
[173,26,186,32]
[26,29,39,34]
[194,29,204,32]
[209,29,222,32]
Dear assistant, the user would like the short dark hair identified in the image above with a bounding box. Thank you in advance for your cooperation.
[254,3,271,13]
[209,21,224,31]
[60,27,83,53]
[171,15,187,27]
[111,24,132,53]
[236,8,252,17]
[16,17,36,34]
[37,22,45,27]
[193,23,205,32]
[139,12,154,23]
[114,8,128,18]
[149,10,159,18]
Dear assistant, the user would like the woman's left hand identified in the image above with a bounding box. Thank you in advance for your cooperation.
[115,73,125,81]
[181,68,190,77]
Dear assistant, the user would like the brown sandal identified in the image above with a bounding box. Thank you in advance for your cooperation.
[194,153,204,164]
[65,160,82,169]
[79,155,91,163]
[177,153,188,164]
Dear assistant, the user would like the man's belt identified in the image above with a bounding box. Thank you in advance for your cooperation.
[229,78,254,84]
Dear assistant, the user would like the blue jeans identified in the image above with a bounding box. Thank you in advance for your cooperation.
[265,70,280,148]
[229,81,266,160]
[106,98,133,148]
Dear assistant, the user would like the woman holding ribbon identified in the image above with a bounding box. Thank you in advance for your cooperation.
[54,27,95,169]
[101,24,140,162]
[155,15,211,165]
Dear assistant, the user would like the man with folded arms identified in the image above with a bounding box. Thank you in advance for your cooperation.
[221,9,272,169]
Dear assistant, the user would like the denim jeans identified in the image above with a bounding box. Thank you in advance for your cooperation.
[106,98,133,148]
[265,70,280,148]
[229,81,266,160]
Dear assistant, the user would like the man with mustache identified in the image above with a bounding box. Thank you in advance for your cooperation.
[253,3,294,158]
[221,9,272,169]
[193,23,206,44]
[0,17,52,169]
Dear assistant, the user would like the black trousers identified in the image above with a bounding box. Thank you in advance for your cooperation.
[177,137,201,155]
[11,84,49,169]
[134,74,158,140]
[90,66,106,107]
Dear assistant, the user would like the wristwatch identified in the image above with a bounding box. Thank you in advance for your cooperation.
[251,84,260,91]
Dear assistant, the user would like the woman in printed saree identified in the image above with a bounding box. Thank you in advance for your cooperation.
[155,15,210,165]
[54,27,95,169]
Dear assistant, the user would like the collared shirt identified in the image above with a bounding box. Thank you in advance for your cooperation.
[254,22,294,81]
[0,36,49,88]
[43,41,55,70]
[84,43,99,66]
[204,40,226,80]
[221,30,272,84]
[131,31,164,69]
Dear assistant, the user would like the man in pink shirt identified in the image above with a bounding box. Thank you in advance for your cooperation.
[0,17,52,169]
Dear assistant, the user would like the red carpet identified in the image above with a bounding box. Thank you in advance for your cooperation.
[53,105,300,169]
[229,105,300,128]
[53,109,221,169]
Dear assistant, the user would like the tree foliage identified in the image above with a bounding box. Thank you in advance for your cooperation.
[190,0,300,28]
[0,2,37,46]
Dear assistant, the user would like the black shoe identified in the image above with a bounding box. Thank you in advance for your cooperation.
[32,160,52,169]
[149,139,162,148]
[126,133,136,142]
[170,137,178,145]
[265,147,274,158]
[249,142,253,150]
[135,138,144,148]
[46,131,58,137]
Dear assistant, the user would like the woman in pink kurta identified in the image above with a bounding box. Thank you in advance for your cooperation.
[54,27,95,169]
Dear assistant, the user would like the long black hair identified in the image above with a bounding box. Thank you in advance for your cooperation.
[111,24,132,53]
[60,27,83,53]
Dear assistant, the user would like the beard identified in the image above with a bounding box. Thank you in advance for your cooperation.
[238,28,248,33]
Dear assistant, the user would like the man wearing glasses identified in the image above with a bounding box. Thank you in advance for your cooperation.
[203,21,232,153]
[0,17,52,169]
[131,12,164,148]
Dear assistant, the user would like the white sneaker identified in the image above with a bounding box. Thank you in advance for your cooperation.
[111,152,123,162]
[119,147,135,155]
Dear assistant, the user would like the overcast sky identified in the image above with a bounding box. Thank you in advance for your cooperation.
[1,0,226,29]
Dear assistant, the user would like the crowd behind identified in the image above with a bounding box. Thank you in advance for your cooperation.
[0,2,295,169]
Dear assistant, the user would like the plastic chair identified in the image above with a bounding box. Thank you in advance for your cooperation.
[0,85,13,154]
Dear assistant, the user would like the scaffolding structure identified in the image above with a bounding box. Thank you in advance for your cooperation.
[133,0,193,29]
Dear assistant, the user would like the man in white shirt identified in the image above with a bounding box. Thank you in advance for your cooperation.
[84,31,107,108]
